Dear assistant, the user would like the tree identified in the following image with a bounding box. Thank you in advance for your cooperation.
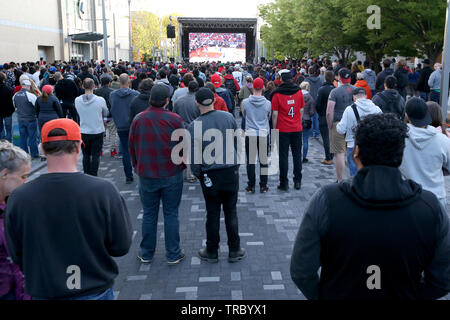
[132,12,182,61]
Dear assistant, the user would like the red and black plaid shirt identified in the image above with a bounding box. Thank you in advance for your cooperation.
[129,107,186,178]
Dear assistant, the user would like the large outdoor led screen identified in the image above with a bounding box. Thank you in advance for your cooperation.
[189,33,246,63]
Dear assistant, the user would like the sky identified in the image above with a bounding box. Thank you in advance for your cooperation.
[128,0,273,19]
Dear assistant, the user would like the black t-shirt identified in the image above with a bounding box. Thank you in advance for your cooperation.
[5,172,132,299]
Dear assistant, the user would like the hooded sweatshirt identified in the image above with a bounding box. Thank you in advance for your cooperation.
[75,94,109,135]
[304,75,323,101]
[362,68,376,90]
[400,124,450,206]
[302,90,316,121]
[109,88,139,132]
[336,99,382,148]
[375,68,394,92]
[372,89,405,120]
[355,80,372,99]
[242,95,272,136]
[290,165,450,300]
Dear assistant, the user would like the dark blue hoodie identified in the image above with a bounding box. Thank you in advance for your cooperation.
[110,88,139,131]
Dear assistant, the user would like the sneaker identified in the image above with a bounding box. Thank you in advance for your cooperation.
[228,248,247,263]
[245,186,255,194]
[277,185,289,192]
[110,149,117,157]
[321,159,333,165]
[126,177,134,184]
[198,248,219,263]
[137,254,152,264]
[302,158,308,163]
[260,186,269,193]
[294,182,301,190]
[167,249,185,265]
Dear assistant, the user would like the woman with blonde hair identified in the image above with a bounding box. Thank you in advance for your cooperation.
[300,81,316,163]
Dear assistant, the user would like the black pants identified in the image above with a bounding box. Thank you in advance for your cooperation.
[61,102,79,125]
[200,166,240,254]
[278,131,302,187]
[319,115,333,161]
[81,133,104,176]
[245,136,269,187]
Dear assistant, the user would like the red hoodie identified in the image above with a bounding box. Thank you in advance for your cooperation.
[223,74,241,93]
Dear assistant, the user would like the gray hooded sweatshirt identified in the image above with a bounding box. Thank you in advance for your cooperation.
[400,124,450,207]
[75,94,109,134]
[110,88,139,132]
[242,95,272,136]
[336,98,382,148]
[304,76,323,101]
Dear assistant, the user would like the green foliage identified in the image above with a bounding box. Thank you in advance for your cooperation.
[259,0,446,64]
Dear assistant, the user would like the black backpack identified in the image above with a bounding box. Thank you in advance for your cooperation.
[378,92,404,119]
[224,78,237,96]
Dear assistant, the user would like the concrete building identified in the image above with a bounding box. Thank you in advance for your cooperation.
[0,0,131,63]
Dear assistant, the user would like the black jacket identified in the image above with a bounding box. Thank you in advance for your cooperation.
[290,166,450,300]
[0,83,15,117]
[416,66,433,93]
[129,91,150,125]
[94,86,114,110]
[372,89,405,120]
[5,172,132,299]
[315,82,335,117]
[375,68,394,92]
[54,79,79,104]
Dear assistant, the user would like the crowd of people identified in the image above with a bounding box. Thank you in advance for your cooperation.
[0,54,450,300]
[189,33,246,51]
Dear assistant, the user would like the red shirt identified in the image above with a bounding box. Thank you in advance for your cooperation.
[272,90,305,132]
[213,94,228,112]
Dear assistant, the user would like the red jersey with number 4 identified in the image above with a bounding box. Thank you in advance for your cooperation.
[272,90,305,132]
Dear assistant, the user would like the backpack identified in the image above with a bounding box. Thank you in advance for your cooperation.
[224,78,237,96]
[396,70,409,89]
[378,92,403,119]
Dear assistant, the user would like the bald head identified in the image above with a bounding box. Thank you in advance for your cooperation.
[119,73,130,87]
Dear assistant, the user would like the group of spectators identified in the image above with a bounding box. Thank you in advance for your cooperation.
[0,54,450,300]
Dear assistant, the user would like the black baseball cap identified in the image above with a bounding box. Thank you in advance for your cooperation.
[150,83,171,105]
[353,87,367,96]
[195,87,215,106]
[339,68,351,80]
[405,97,432,127]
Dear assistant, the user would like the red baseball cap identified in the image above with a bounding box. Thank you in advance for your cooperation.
[41,119,81,143]
[42,85,53,95]
[253,78,264,90]
[211,74,222,88]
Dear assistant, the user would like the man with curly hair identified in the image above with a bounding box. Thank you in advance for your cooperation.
[291,113,450,300]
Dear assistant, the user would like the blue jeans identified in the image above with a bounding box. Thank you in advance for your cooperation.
[420,92,429,102]
[347,147,358,177]
[18,120,39,157]
[0,116,13,142]
[430,91,440,104]
[312,113,320,137]
[139,172,183,262]
[118,130,133,179]
[302,127,313,159]
[33,288,114,300]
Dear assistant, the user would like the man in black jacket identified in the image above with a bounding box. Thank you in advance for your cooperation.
[372,76,405,120]
[5,119,132,300]
[54,72,80,124]
[129,78,153,125]
[375,59,394,93]
[315,70,335,165]
[0,72,15,142]
[290,113,450,300]
[416,59,433,102]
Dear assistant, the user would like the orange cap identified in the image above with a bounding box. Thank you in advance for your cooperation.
[41,119,81,143]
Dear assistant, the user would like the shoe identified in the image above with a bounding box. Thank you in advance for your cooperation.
[126,177,134,184]
[245,185,255,194]
[198,248,219,263]
[137,254,152,264]
[294,182,301,190]
[277,185,289,192]
[228,248,247,263]
[260,186,269,193]
[40,156,46,162]
[31,156,40,160]
[167,249,185,265]
[321,159,333,165]
[187,177,198,183]
[302,158,308,163]
[110,149,117,157]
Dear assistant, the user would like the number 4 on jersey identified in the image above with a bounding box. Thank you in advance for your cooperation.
[288,106,295,118]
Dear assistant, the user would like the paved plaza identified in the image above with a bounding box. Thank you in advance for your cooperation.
[28,136,450,300]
